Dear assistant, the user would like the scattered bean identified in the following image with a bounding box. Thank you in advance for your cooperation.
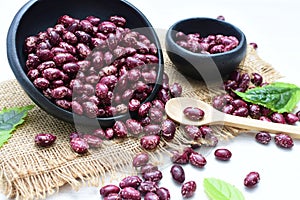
[34,133,56,147]
[255,132,271,144]
[244,172,260,188]
[274,133,294,148]
[120,187,141,200]
[132,153,149,167]
[189,152,207,168]
[119,176,142,189]
[100,185,120,197]
[70,137,89,154]
[170,164,185,183]
[181,181,197,198]
[214,148,232,161]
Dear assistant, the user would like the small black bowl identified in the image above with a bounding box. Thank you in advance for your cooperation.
[165,17,247,82]
[7,0,164,128]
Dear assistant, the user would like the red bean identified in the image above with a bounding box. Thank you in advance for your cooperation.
[144,192,159,200]
[255,131,271,144]
[217,15,225,21]
[53,53,77,66]
[98,21,117,33]
[249,42,258,50]
[170,164,185,183]
[212,95,225,110]
[51,86,68,99]
[120,187,141,200]
[251,73,263,86]
[157,88,171,104]
[34,133,56,147]
[70,138,89,154]
[222,104,235,114]
[284,113,299,124]
[138,181,158,194]
[249,104,261,119]
[270,113,286,124]
[95,82,108,99]
[231,99,247,109]
[170,150,189,164]
[113,121,128,138]
[232,107,249,117]
[169,82,182,97]
[132,153,149,167]
[33,77,50,89]
[82,134,102,148]
[36,49,54,61]
[128,99,141,112]
[141,164,159,175]
[184,125,202,140]
[71,101,83,115]
[125,119,143,136]
[151,99,165,110]
[76,43,91,58]
[138,102,152,117]
[189,152,207,168]
[274,133,294,148]
[181,181,197,198]
[183,107,205,121]
[140,135,160,150]
[105,128,115,140]
[58,15,75,27]
[142,170,163,183]
[85,16,100,26]
[259,116,272,122]
[143,124,161,135]
[161,119,176,140]
[79,19,94,33]
[110,16,126,27]
[100,185,120,197]
[69,132,81,141]
[214,148,232,161]
[26,53,41,69]
[119,176,142,189]
[82,101,98,118]
[156,187,170,200]
[244,172,260,187]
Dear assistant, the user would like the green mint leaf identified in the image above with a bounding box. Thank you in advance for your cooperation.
[203,178,245,200]
[235,82,300,113]
[0,105,34,148]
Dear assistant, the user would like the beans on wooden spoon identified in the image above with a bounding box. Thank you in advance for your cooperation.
[165,97,300,139]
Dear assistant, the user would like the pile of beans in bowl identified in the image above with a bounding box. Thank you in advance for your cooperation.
[175,31,239,54]
[24,14,162,118]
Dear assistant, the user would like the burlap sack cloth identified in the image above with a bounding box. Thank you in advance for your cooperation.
[0,46,282,199]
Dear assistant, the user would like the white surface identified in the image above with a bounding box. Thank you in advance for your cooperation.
[1,0,300,199]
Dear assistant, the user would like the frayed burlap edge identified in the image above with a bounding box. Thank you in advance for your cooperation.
[0,45,282,200]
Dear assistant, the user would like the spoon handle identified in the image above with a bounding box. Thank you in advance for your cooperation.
[222,114,300,139]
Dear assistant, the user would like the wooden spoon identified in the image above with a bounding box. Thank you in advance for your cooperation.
[165,97,300,139]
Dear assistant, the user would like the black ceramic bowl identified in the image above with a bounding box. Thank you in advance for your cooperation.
[7,0,164,128]
[165,17,247,82]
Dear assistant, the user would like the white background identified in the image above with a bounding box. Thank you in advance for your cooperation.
[1,0,300,199]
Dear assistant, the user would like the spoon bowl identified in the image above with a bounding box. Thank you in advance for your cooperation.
[165,97,300,139]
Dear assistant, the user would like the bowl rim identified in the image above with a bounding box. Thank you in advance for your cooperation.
[166,17,247,58]
[6,0,164,127]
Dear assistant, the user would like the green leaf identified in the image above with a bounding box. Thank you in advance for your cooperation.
[0,105,34,148]
[203,178,245,200]
[234,82,300,113]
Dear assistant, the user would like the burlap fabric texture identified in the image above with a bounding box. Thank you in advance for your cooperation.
[0,46,282,199]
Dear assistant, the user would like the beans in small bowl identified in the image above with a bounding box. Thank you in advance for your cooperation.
[7,0,164,128]
[165,17,247,81]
